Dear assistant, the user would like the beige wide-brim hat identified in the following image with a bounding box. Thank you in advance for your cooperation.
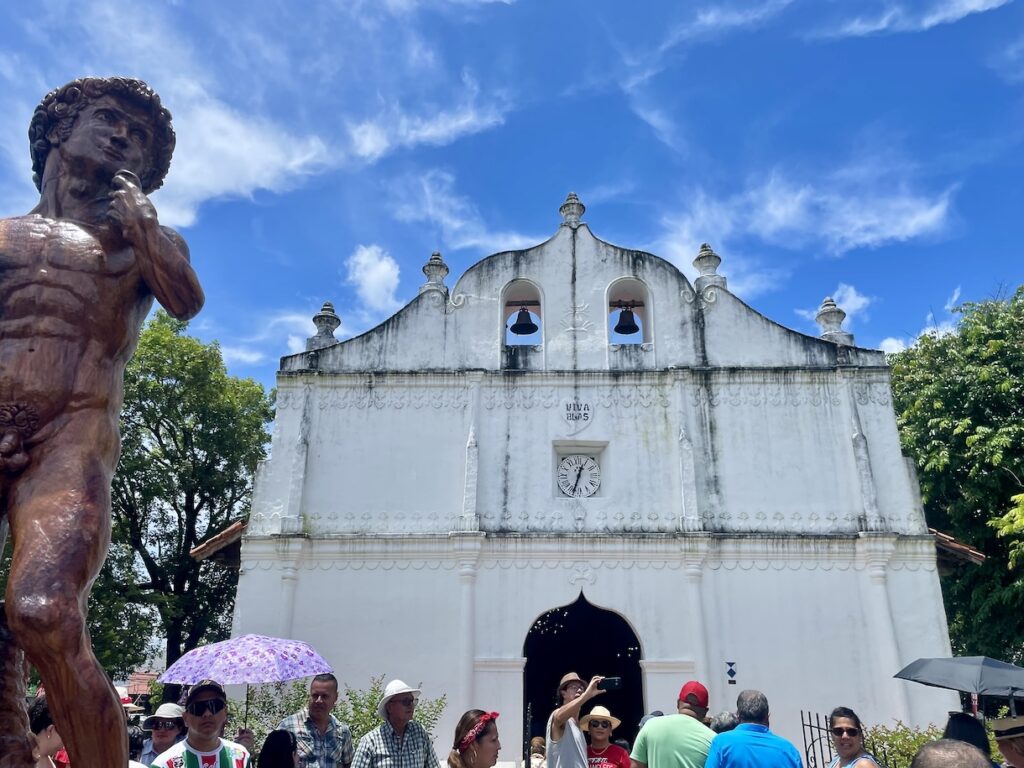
[580,706,621,732]
[143,703,185,731]
[993,715,1024,742]
[558,672,585,691]
[377,679,422,720]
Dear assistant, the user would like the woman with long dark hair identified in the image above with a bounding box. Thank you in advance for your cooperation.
[259,729,298,768]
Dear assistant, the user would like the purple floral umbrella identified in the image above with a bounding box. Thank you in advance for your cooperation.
[159,634,332,685]
[159,634,333,725]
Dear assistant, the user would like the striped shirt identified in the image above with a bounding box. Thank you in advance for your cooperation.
[150,738,250,768]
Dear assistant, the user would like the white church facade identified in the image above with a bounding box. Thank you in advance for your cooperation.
[232,194,956,757]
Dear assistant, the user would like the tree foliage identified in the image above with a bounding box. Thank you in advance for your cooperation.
[889,286,1024,663]
[111,310,273,665]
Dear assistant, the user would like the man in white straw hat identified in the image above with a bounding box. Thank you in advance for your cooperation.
[580,706,629,768]
[993,715,1024,767]
[139,703,186,766]
[351,679,440,768]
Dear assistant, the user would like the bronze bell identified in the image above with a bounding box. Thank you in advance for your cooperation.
[509,307,539,335]
[614,308,640,335]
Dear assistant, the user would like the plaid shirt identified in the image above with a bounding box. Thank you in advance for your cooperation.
[351,720,439,768]
[278,709,354,768]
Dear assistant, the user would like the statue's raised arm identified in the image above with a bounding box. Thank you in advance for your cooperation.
[0,76,203,768]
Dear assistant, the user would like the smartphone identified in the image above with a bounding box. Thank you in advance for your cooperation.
[598,677,622,691]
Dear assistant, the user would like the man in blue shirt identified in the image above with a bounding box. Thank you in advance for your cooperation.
[704,690,801,768]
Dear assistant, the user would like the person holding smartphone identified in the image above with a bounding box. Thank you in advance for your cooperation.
[546,673,606,768]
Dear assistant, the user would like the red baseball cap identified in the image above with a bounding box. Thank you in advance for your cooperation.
[678,681,709,708]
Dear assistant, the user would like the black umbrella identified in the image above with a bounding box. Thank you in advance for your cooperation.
[895,656,1024,713]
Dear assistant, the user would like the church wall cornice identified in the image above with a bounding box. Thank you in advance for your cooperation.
[238,531,938,573]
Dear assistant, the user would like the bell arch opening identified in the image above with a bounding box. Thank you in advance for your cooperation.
[521,593,644,756]
[503,279,543,347]
[607,277,651,345]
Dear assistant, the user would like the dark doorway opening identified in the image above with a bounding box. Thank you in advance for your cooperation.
[522,593,643,756]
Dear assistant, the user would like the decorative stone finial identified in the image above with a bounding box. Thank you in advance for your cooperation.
[419,251,449,294]
[815,296,854,346]
[693,243,727,291]
[560,192,585,228]
[306,301,341,351]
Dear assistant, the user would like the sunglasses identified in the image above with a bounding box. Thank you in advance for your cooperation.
[393,697,416,707]
[186,699,227,717]
[831,727,860,738]
[590,721,612,729]
[150,720,181,731]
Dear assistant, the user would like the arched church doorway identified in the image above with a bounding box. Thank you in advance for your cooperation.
[522,593,643,755]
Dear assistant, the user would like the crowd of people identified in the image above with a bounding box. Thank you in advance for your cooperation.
[22,672,1024,768]
[535,672,1024,768]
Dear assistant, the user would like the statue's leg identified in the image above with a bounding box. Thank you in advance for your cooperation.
[5,418,126,768]
[0,601,33,768]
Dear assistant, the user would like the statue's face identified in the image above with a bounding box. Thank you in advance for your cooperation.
[59,94,153,182]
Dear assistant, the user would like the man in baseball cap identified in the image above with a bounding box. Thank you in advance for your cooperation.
[140,703,186,766]
[150,680,251,768]
[631,680,715,768]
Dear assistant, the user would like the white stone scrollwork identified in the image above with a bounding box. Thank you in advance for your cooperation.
[315,386,470,410]
[561,302,595,335]
[851,381,892,406]
[569,561,596,586]
[423,290,468,313]
[681,284,719,306]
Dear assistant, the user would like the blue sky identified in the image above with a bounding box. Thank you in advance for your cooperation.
[2,0,1022,392]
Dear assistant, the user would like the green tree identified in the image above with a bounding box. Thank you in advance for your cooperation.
[889,286,1024,663]
[112,310,273,666]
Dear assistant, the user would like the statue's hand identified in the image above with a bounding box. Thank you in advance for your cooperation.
[108,170,158,245]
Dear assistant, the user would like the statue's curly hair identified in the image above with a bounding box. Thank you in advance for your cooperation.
[29,76,175,194]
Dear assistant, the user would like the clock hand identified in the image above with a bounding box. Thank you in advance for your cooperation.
[571,464,585,494]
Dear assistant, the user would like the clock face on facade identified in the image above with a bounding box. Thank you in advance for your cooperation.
[557,454,601,498]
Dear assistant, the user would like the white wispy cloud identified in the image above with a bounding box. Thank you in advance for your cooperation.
[347,72,509,161]
[879,337,908,353]
[795,283,874,327]
[658,0,795,51]
[814,0,1010,38]
[0,0,335,229]
[877,285,962,352]
[657,163,954,262]
[653,211,785,299]
[990,35,1024,82]
[944,285,962,312]
[627,97,688,154]
[154,93,330,227]
[221,346,267,365]
[578,180,638,205]
[391,169,540,253]
[345,244,403,314]
[614,0,793,96]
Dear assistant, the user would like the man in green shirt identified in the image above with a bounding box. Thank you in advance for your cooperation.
[630,681,715,768]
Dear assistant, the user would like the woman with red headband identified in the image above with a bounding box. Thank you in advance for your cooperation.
[448,711,501,768]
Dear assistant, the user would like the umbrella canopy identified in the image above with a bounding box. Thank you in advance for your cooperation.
[895,656,1024,698]
[158,634,332,686]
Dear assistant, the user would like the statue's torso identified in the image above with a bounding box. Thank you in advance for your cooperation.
[0,214,152,425]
